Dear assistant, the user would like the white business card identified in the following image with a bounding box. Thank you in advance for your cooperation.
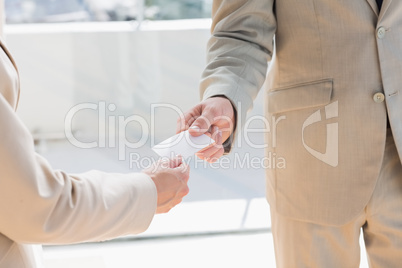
[152,130,215,158]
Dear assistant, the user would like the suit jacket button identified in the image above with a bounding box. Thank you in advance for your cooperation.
[377,27,386,39]
[373,92,385,103]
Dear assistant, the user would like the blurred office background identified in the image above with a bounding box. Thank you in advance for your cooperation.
[1,1,368,267]
[4,0,212,23]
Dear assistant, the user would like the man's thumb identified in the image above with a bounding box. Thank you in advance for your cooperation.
[189,115,213,137]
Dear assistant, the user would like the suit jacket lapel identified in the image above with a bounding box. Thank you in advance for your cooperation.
[378,0,393,22]
[366,0,379,16]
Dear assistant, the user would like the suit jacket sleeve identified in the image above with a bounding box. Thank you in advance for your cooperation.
[0,93,157,244]
[200,0,276,151]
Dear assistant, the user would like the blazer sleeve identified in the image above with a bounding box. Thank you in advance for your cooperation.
[200,0,276,150]
[0,94,157,244]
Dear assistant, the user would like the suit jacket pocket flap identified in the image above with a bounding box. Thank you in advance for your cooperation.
[267,79,333,114]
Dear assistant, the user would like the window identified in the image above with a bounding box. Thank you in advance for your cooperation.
[4,0,212,24]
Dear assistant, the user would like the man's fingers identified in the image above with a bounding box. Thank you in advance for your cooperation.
[176,116,185,134]
[188,110,216,136]
[208,148,225,163]
[212,126,223,146]
[185,117,197,131]
[176,112,198,134]
[196,128,223,161]
[197,146,224,162]
[176,104,203,134]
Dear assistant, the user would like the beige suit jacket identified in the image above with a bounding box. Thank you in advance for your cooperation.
[201,0,401,226]
[0,40,157,267]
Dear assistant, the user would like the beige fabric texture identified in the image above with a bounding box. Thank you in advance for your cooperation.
[0,40,157,267]
[201,0,402,227]
[271,129,402,267]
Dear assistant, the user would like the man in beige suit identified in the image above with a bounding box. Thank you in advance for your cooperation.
[0,16,190,268]
[178,0,402,267]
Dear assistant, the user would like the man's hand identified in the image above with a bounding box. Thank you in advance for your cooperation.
[143,156,190,214]
[176,97,235,163]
